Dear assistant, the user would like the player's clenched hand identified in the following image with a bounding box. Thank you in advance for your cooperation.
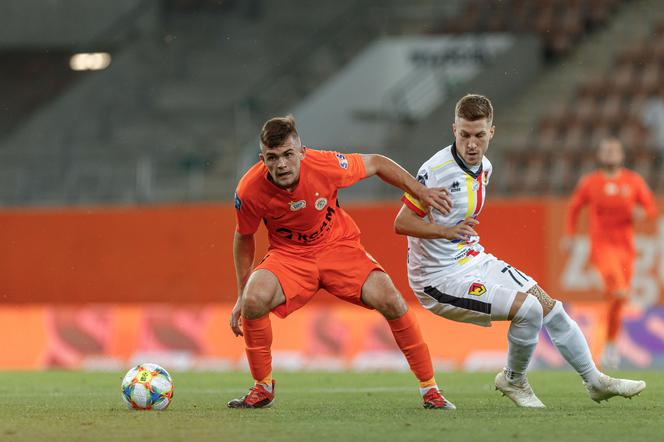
[230,299,243,337]
[415,186,452,217]
[440,218,479,241]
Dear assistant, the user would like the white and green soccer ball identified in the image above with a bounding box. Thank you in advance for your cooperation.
[121,363,174,410]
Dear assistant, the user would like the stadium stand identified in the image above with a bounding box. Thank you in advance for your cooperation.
[374,0,638,198]
[0,0,658,204]
[0,0,465,205]
[437,0,625,59]
[500,5,664,195]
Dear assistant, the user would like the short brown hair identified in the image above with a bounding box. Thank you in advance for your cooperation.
[455,94,493,124]
[260,115,299,148]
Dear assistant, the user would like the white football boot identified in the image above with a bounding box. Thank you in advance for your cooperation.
[584,373,646,403]
[495,370,546,408]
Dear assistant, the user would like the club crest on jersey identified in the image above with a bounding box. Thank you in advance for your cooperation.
[289,200,306,211]
[336,153,349,169]
[482,171,489,185]
[315,197,327,211]
[234,192,242,210]
[468,282,486,296]
[604,182,619,195]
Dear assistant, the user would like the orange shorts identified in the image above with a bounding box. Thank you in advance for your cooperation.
[590,245,634,296]
[254,240,384,318]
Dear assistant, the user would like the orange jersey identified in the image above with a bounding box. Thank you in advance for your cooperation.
[566,168,656,252]
[234,148,366,252]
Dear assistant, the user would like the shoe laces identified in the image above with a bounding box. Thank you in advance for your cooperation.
[246,384,271,401]
[423,389,446,406]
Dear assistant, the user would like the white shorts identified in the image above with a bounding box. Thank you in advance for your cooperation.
[412,252,537,327]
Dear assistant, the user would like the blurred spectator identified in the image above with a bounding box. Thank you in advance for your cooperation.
[641,86,664,150]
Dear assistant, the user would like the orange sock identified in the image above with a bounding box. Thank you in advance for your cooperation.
[607,298,625,342]
[387,309,435,384]
[242,315,273,384]
[419,378,437,389]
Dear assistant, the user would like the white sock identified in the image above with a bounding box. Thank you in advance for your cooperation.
[256,381,273,392]
[419,385,438,396]
[543,302,601,387]
[506,295,543,382]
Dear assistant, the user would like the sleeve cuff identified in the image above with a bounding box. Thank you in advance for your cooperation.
[401,193,427,217]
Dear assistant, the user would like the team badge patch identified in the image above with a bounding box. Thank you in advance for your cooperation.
[315,197,327,210]
[604,182,618,195]
[234,192,242,210]
[335,153,349,169]
[289,200,306,211]
[468,282,487,296]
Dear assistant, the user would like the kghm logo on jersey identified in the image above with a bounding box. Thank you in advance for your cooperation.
[315,197,328,210]
[289,200,306,211]
[450,181,461,193]
[468,282,486,296]
[336,153,349,169]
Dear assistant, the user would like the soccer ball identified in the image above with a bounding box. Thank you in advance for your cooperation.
[121,363,174,410]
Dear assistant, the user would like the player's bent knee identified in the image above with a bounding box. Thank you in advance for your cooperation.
[241,271,284,319]
[508,294,543,346]
[513,294,543,328]
[361,271,407,318]
[527,285,558,316]
[374,291,408,319]
[241,291,273,319]
[362,284,408,319]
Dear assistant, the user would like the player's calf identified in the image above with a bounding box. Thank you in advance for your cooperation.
[497,293,545,408]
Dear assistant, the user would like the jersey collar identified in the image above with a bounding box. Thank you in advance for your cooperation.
[451,142,483,179]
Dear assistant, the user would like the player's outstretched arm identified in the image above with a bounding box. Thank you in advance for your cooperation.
[565,178,590,237]
[394,204,478,240]
[361,154,452,214]
[634,175,657,221]
[230,231,256,337]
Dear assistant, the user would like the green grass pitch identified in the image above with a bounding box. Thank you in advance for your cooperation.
[0,371,661,441]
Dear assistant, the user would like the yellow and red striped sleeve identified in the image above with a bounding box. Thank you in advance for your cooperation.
[401,192,427,217]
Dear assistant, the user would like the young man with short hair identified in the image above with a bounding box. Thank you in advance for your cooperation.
[394,94,646,408]
[229,115,454,409]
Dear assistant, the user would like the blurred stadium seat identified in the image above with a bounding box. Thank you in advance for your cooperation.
[500,4,664,195]
[0,0,662,203]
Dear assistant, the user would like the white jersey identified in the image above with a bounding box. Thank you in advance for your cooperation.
[402,143,492,290]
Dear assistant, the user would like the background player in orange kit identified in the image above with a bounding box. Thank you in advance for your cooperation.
[227,115,454,409]
[565,137,657,369]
